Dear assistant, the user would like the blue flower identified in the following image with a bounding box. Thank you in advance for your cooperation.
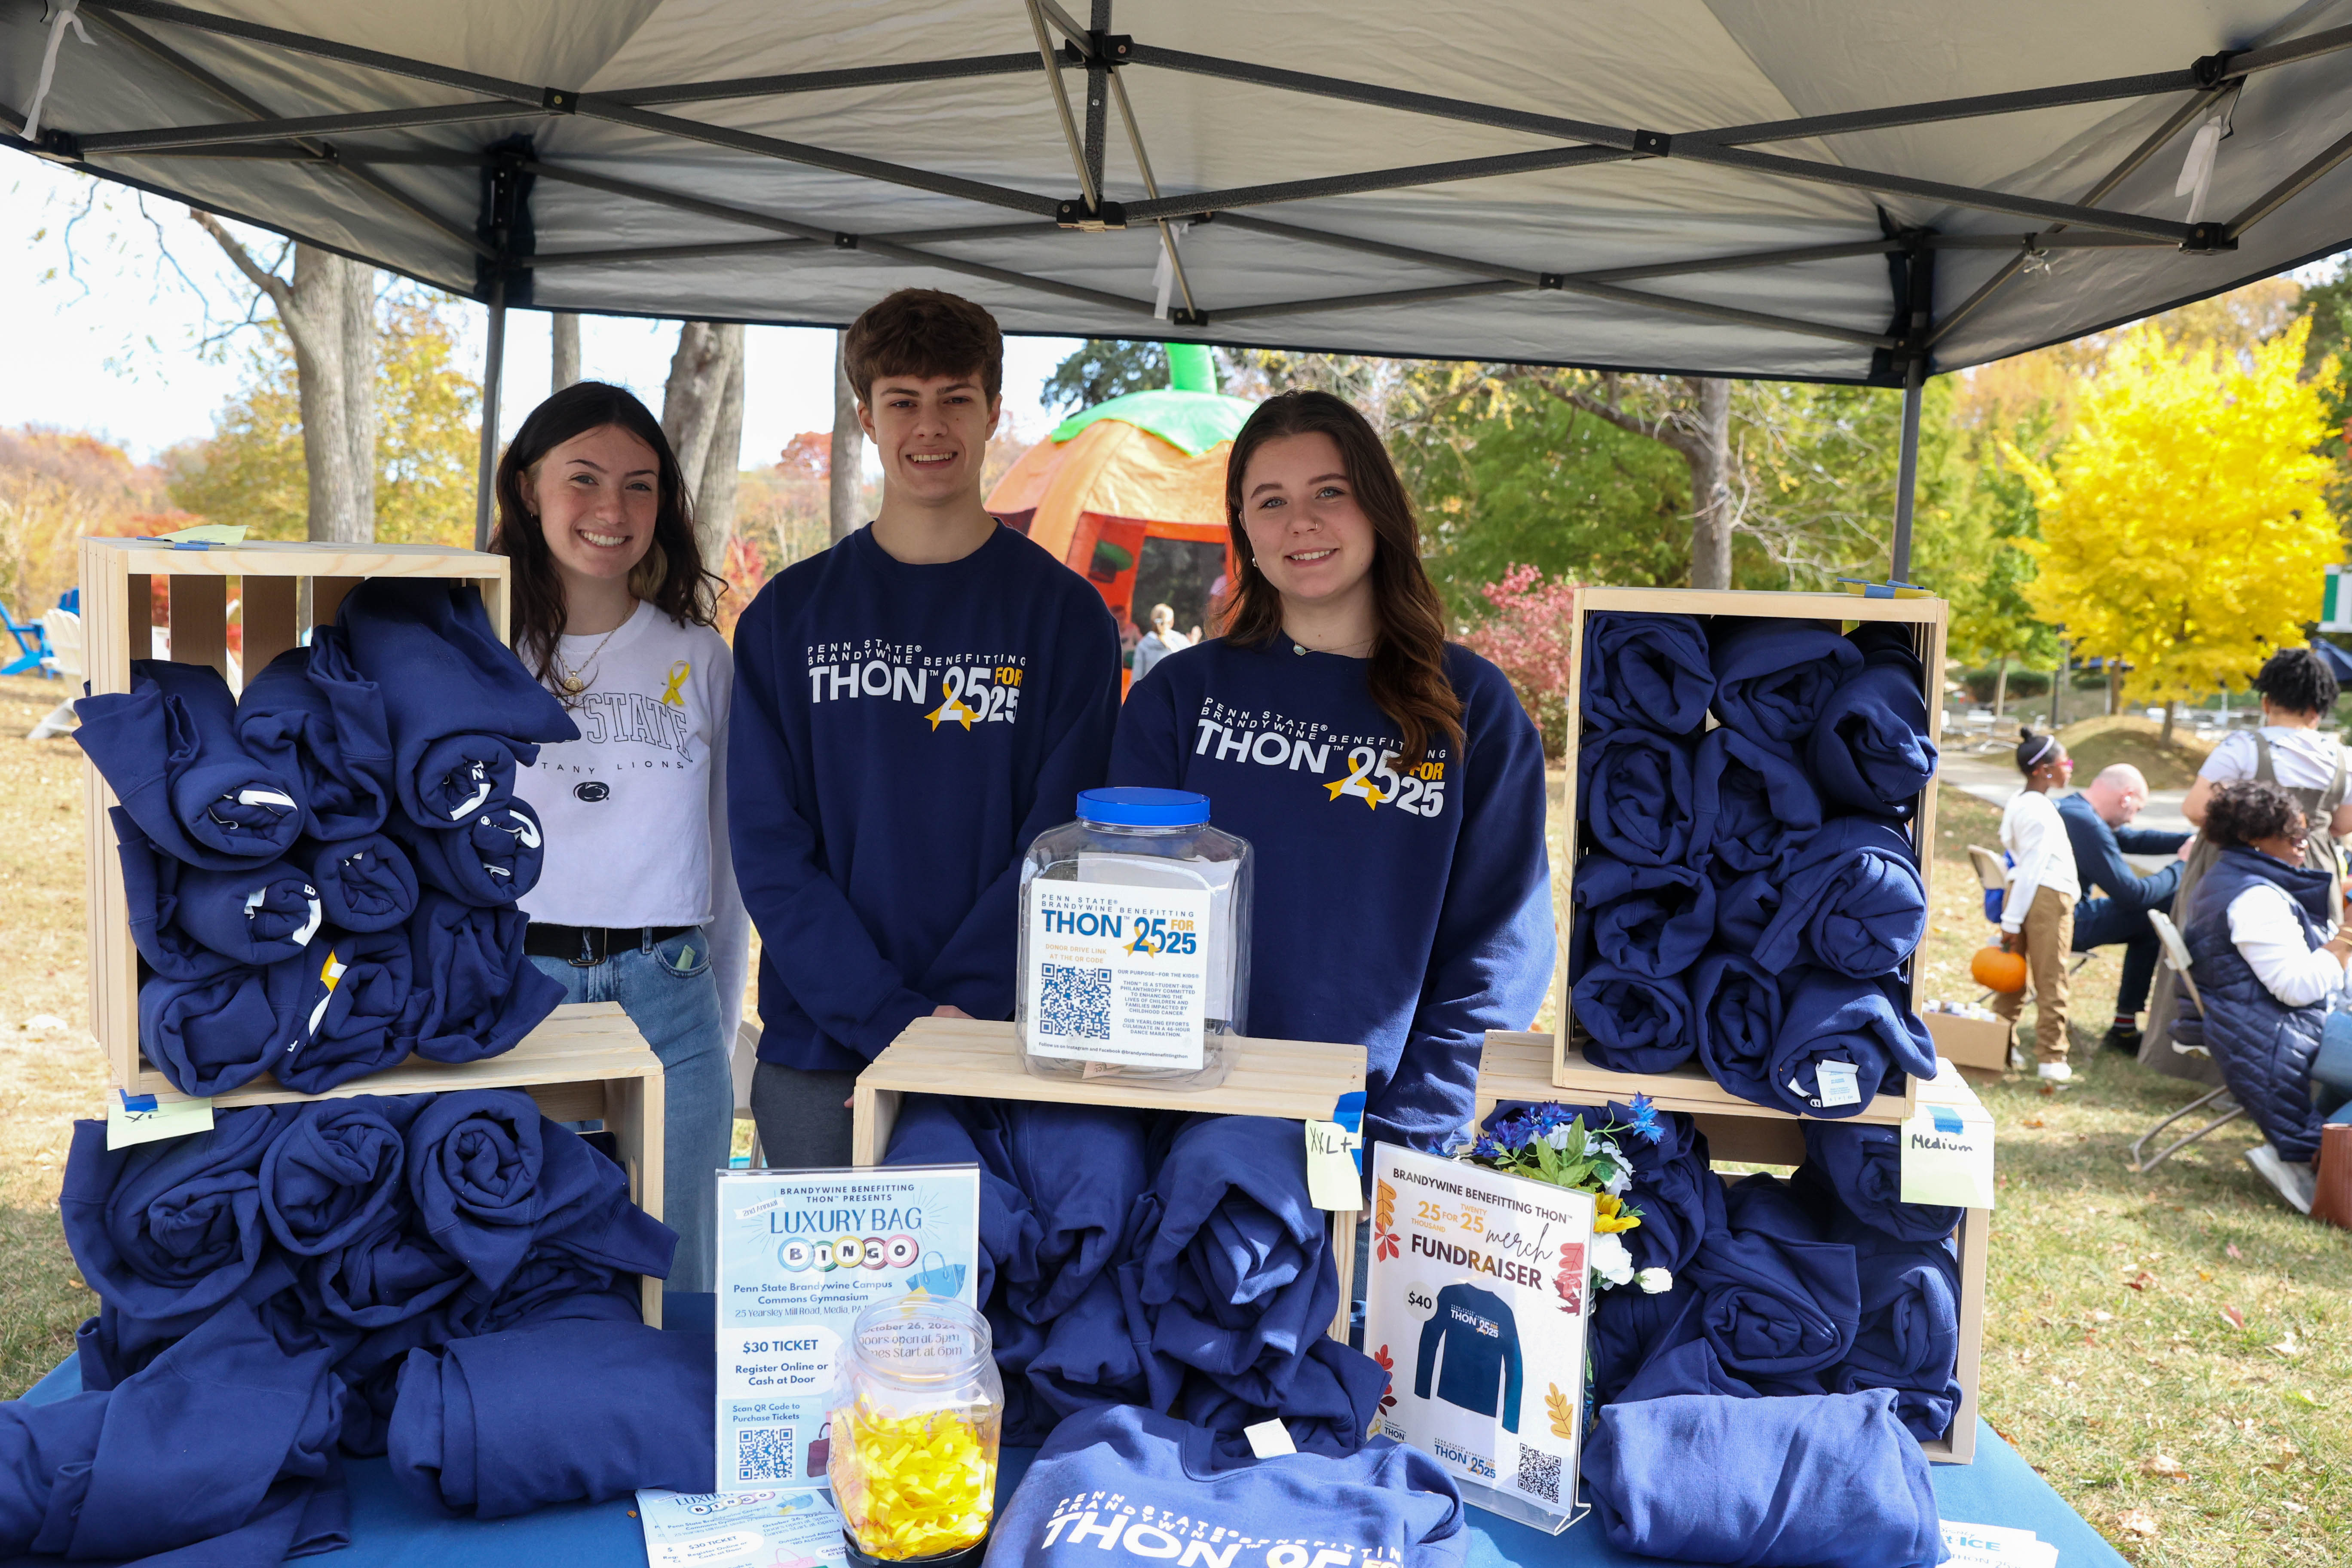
[1471,1135,1503,1161]
[1626,1093,1665,1146]
[1492,1113,1531,1150]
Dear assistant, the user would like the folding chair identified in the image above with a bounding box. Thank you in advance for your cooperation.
[2130,910,2244,1172]
[27,607,81,740]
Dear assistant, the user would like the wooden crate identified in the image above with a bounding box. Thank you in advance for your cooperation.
[1477,1028,1987,1464]
[1556,585,1951,1099]
[111,1002,669,1326]
[77,536,512,1099]
[851,1017,1369,1338]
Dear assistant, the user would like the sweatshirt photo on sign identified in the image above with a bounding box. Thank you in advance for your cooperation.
[1413,1283,1524,1432]
[1110,637,1553,1157]
[982,1406,1470,1568]
[730,524,1121,1070]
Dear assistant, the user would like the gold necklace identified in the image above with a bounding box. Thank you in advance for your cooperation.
[554,622,625,697]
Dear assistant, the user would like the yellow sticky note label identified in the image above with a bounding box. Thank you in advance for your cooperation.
[1304,1119,1360,1210]
[152,522,248,543]
[106,1096,214,1151]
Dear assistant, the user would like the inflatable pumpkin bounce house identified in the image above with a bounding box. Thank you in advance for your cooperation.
[987,344,1256,654]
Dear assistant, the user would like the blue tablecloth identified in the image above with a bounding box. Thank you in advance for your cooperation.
[18,1295,2125,1568]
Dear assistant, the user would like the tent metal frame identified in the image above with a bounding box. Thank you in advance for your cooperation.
[9,0,2352,557]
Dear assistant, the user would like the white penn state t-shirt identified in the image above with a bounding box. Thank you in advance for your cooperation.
[515,599,748,1034]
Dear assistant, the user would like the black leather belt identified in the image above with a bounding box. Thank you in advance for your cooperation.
[524,922,698,967]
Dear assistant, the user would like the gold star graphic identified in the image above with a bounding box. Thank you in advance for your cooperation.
[926,694,979,731]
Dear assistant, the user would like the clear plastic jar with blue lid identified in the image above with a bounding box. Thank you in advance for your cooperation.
[1016,787,1252,1089]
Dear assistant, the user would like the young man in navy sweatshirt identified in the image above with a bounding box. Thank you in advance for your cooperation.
[731,290,1121,1165]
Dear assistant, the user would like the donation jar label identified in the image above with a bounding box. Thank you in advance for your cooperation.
[1023,882,1211,1069]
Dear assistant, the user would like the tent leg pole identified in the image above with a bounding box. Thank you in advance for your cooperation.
[1890,362,1923,582]
[474,279,508,551]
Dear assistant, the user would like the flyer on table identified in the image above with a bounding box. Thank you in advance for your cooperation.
[714,1164,980,1491]
[1361,1143,1594,1534]
[636,1487,850,1568]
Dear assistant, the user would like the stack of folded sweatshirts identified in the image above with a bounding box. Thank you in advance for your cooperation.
[1572,612,1942,1113]
[886,1102,1387,1459]
[1576,1111,1958,1568]
[75,580,576,1096]
[60,1090,676,1455]
[6,1089,681,1555]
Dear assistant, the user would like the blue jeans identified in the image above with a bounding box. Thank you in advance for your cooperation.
[530,928,730,1294]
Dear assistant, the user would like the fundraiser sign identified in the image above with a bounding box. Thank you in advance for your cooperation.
[1023,881,1212,1069]
[713,1165,979,1492]
[1361,1144,1592,1534]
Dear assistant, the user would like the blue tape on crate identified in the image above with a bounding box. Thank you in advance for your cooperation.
[119,1088,158,1112]
[1931,1106,1966,1135]
[1333,1090,1366,1175]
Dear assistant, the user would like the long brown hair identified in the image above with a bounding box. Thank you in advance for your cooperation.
[488,380,720,695]
[1222,390,1464,763]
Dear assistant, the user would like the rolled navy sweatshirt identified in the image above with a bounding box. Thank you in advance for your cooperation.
[1111,635,1553,1157]
[730,523,1121,1070]
[982,1404,1469,1568]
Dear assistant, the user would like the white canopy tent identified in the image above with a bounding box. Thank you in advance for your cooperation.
[9,0,2352,564]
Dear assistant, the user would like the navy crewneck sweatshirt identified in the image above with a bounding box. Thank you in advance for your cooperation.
[729,523,1121,1069]
[1110,636,1553,1155]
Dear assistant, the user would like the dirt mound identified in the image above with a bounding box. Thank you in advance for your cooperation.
[2055,715,2213,790]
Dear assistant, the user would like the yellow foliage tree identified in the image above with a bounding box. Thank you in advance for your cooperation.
[2010,317,2338,733]
[170,291,479,545]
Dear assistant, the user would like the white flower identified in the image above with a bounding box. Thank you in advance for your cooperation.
[1636,1268,1674,1295]
[1589,1231,1634,1288]
[1600,1159,1632,1198]
[1545,1124,1571,1150]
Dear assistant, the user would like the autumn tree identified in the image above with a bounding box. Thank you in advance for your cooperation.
[2013,317,2338,740]
[168,291,479,545]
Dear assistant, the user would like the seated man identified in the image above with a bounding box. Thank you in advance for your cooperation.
[2060,763,2191,1052]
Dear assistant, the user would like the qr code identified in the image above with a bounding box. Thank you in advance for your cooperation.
[737,1425,797,1482]
[1515,1445,1561,1504]
[1039,963,1112,1039]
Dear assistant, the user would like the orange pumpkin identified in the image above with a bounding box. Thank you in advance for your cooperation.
[1971,945,2029,994]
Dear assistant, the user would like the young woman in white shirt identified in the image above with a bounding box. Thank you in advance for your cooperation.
[492,380,750,1295]
[1997,728,2081,1081]
[2182,780,2351,1213]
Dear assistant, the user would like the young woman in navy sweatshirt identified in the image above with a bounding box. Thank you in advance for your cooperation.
[1110,390,1554,1162]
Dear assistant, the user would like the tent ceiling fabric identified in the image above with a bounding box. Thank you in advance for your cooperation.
[7,0,2352,384]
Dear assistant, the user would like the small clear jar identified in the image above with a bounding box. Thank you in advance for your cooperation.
[1016,787,1252,1090]
[827,1296,1002,1565]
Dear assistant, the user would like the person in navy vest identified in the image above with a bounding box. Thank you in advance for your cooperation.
[2183,780,2352,1214]
[2058,764,2190,1054]
[1109,389,1554,1169]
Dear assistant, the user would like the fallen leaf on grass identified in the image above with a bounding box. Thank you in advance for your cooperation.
[2282,1500,2307,1514]
[2198,1270,2213,1282]
[2144,1453,2190,1479]
[2117,1509,2160,1538]
[66,1278,86,1291]
[2226,1243,2242,1259]
[2022,1117,2045,1129]
[2271,1335,2303,1358]
[2288,1389,2322,1409]
[2092,1310,2114,1322]
[2223,1305,2246,1330]
[2126,1271,2154,1291]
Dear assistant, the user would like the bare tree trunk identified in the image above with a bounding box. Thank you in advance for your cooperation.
[693,333,746,573]
[2108,665,2120,716]
[1993,654,2009,719]
[661,321,742,505]
[1686,377,1733,590]
[193,216,378,543]
[830,328,862,543]
[551,312,581,390]
[2162,701,2176,744]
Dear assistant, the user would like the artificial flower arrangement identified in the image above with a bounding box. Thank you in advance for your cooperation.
[1460,1098,1674,1302]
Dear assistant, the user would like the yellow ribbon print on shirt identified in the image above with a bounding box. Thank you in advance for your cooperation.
[661,660,692,707]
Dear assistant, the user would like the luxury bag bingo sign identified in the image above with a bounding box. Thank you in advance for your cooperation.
[1360,1145,1592,1535]
[714,1164,980,1491]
